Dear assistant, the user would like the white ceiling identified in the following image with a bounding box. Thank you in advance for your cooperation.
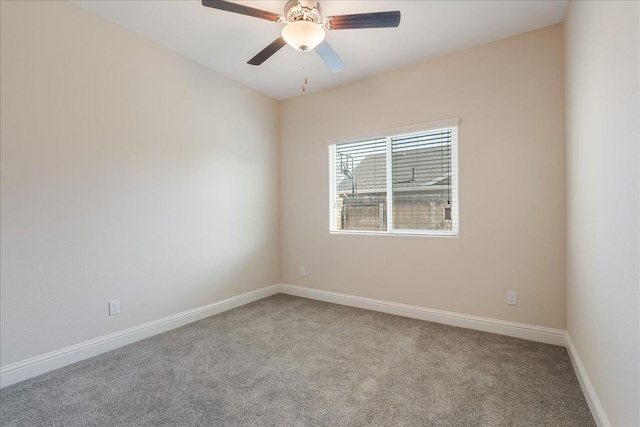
[71,0,568,100]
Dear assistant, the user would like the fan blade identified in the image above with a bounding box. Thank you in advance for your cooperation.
[248,37,287,66]
[315,41,345,74]
[202,0,280,22]
[327,11,401,30]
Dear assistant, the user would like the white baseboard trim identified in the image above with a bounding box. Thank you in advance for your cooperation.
[565,333,610,427]
[0,283,578,397]
[278,284,567,346]
[0,284,280,389]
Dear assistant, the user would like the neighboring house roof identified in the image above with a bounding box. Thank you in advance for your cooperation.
[337,147,452,194]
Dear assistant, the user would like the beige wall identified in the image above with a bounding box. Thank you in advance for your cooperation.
[280,25,566,329]
[0,1,280,366]
[564,1,640,425]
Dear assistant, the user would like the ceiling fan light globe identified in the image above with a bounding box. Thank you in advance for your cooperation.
[281,21,325,52]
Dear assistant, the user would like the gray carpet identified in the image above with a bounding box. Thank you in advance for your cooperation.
[1,294,594,426]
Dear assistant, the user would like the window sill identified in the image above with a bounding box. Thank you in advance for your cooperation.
[330,230,458,238]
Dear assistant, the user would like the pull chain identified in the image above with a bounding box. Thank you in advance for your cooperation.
[302,56,309,93]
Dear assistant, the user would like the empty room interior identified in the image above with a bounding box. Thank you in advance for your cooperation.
[0,0,638,426]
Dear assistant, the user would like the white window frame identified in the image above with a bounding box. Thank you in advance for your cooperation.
[328,118,460,237]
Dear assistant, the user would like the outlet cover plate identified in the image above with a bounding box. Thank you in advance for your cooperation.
[109,299,120,316]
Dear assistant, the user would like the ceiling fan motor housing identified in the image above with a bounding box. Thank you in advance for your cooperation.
[284,0,322,24]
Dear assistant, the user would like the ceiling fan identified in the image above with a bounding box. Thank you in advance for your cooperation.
[201,0,401,73]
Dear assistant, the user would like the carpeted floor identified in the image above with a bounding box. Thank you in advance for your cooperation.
[1,294,594,427]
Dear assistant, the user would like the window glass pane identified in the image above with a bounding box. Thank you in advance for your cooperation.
[391,129,453,231]
[335,138,387,231]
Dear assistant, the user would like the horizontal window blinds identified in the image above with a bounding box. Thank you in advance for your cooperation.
[332,138,387,231]
[391,129,455,231]
[329,124,458,235]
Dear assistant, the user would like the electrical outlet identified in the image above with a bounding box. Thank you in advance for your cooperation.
[507,292,517,306]
[300,266,306,277]
[109,299,120,316]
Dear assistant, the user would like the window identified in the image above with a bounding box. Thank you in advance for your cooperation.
[329,119,459,236]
